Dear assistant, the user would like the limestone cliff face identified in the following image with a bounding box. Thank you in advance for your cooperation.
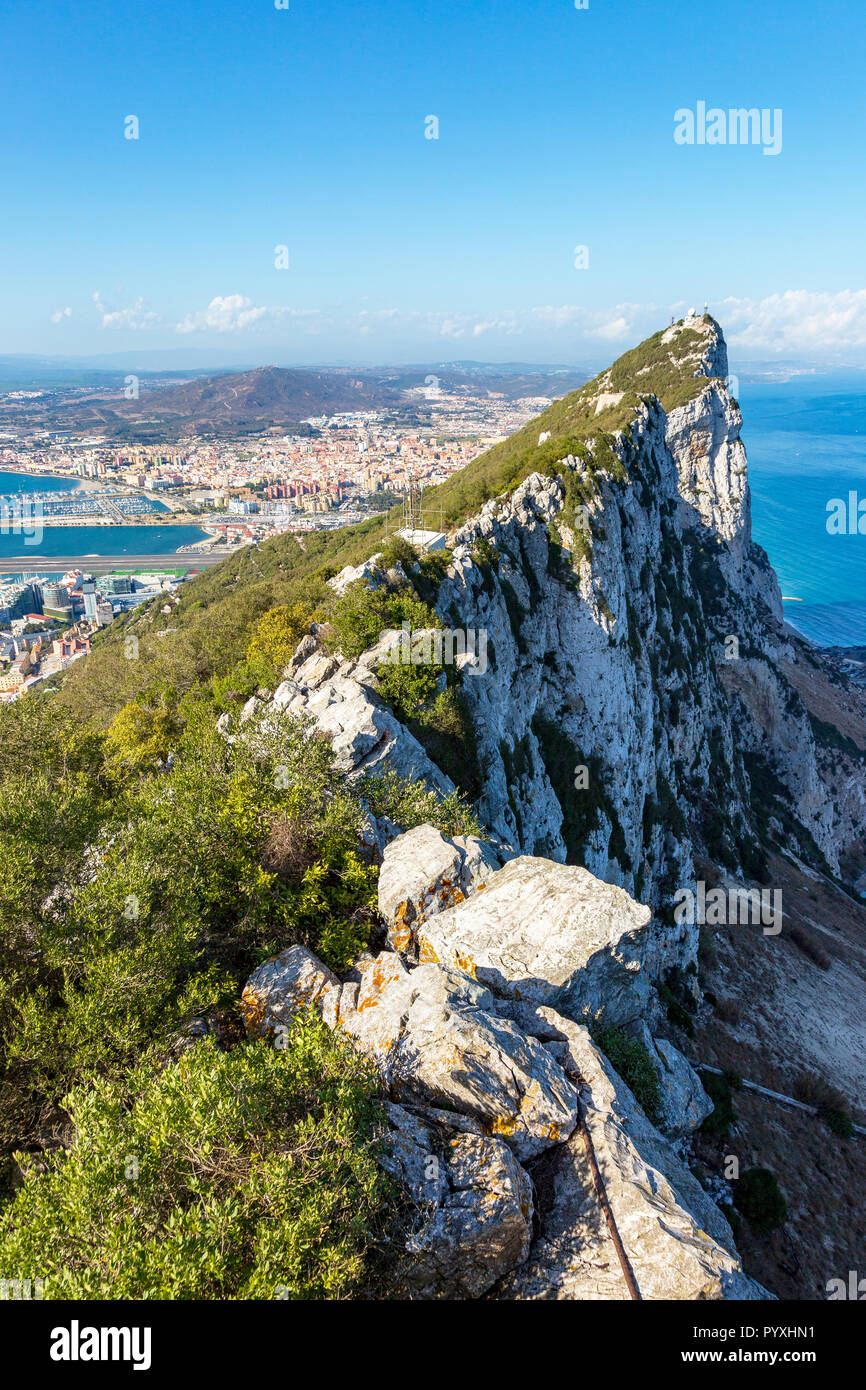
[427,316,863,929]
[268,313,865,977]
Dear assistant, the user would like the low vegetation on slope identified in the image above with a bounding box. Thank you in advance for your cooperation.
[0,683,473,1295]
[1,1027,391,1300]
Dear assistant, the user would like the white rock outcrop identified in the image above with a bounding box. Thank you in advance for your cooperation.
[501,1007,769,1301]
[377,823,502,952]
[271,643,453,794]
[327,556,383,596]
[241,944,578,1162]
[415,855,655,1027]
[239,919,767,1301]
[340,958,580,1161]
[240,944,344,1036]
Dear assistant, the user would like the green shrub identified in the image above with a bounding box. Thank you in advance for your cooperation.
[658,981,695,1038]
[822,1108,855,1138]
[789,924,832,970]
[0,1022,393,1299]
[245,601,319,684]
[357,768,481,840]
[406,688,482,801]
[328,581,437,662]
[409,547,452,606]
[596,1027,663,1125]
[470,536,499,586]
[733,1167,788,1233]
[794,1070,856,1138]
[0,705,378,1188]
[211,658,264,709]
[700,1072,737,1138]
[376,649,443,719]
[378,536,419,572]
[104,686,182,776]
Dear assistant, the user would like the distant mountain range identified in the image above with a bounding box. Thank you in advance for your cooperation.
[0,363,592,441]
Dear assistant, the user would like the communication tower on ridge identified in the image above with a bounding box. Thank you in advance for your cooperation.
[402,479,422,531]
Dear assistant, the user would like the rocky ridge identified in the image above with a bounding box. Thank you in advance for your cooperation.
[231,314,866,1298]
[240,832,766,1300]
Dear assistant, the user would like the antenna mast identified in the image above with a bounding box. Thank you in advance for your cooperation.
[403,479,422,532]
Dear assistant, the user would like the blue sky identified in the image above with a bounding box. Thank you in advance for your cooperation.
[3,0,866,365]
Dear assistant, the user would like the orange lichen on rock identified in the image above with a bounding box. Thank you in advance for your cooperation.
[239,988,266,1037]
[453,950,477,978]
[357,954,405,1011]
[390,900,414,953]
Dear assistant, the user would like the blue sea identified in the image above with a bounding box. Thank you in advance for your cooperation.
[0,471,209,571]
[741,375,866,647]
[0,471,78,497]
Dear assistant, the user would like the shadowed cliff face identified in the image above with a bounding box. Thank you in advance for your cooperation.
[422,316,864,964]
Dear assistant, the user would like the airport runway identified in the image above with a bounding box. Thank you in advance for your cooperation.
[0,552,235,574]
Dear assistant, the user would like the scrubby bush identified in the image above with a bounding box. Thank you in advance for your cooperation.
[697,924,718,970]
[245,601,318,684]
[794,1070,855,1138]
[0,1022,393,1299]
[328,580,437,662]
[409,547,452,606]
[658,979,696,1038]
[104,684,182,775]
[0,704,380,1193]
[357,768,481,840]
[376,647,443,719]
[596,1026,663,1125]
[378,536,418,572]
[822,1107,855,1138]
[405,688,482,800]
[713,997,741,1025]
[789,924,832,970]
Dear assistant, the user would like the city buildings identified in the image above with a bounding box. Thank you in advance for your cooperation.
[0,389,551,546]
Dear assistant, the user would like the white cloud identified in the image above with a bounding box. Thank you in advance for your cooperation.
[92,291,158,330]
[588,314,631,342]
[176,294,271,335]
[50,306,71,324]
[90,289,866,360]
[175,295,320,335]
[721,290,866,354]
[437,316,469,339]
[527,303,648,342]
[471,315,524,338]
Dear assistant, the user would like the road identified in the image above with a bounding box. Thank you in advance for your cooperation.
[0,552,236,574]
